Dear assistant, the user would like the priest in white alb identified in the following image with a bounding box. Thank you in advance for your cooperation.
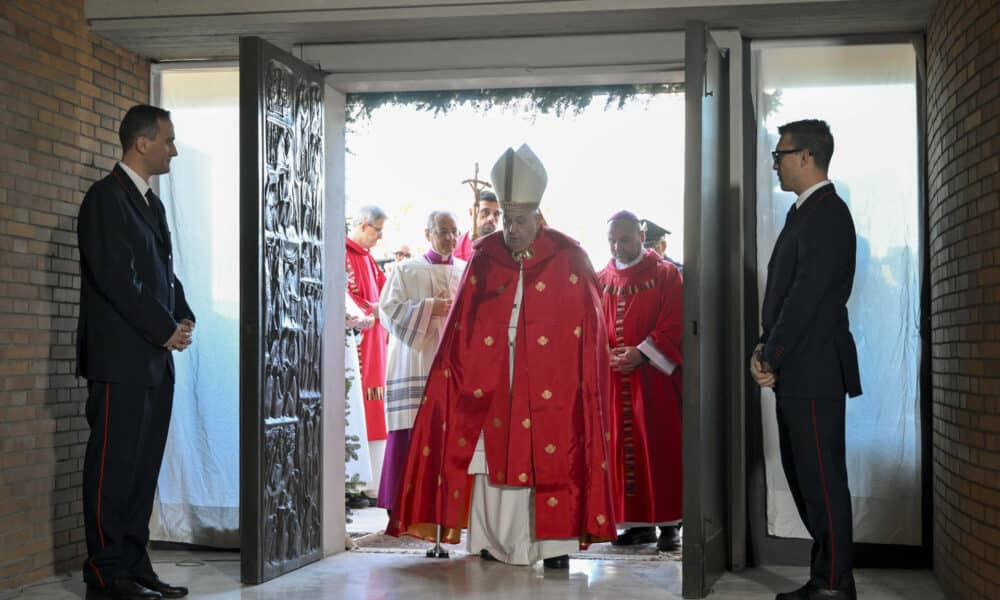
[376,210,466,515]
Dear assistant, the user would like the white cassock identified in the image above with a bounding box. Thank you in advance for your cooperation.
[466,264,578,565]
[380,256,467,433]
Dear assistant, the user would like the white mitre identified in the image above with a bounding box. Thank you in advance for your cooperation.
[490,144,547,208]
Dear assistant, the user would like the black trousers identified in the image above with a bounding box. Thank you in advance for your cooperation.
[82,377,173,586]
[775,393,854,592]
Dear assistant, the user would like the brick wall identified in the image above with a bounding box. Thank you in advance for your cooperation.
[0,0,149,593]
[927,0,1000,598]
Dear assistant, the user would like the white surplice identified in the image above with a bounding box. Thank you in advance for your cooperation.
[379,256,466,432]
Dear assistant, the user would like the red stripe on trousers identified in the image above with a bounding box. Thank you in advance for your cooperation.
[810,399,836,590]
[88,384,111,587]
[88,559,105,587]
[97,384,110,548]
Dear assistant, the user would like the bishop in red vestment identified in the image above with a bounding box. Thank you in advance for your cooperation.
[346,207,389,444]
[387,145,617,568]
[598,211,684,551]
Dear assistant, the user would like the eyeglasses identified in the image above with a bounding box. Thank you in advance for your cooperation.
[771,148,804,163]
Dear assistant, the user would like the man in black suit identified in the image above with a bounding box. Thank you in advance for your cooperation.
[751,119,862,600]
[77,105,195,600]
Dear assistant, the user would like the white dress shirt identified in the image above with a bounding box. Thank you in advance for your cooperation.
[117,161,150,205]
[795,179,831,210]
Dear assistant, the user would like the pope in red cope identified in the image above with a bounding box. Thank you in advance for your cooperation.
[387,144,617,568]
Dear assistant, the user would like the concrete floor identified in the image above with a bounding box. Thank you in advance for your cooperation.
[5,550,946,600]
[6,510,944,600]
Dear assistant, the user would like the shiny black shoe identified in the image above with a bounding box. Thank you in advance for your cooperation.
[657,525,681,551]
[542,555,569,569]
[479,549,498,561]
[778,580,857,600]
[86,585,112,600]
[776,582,815,600]
[135,576,188,598]
[611,526,657,546]
[808,585,857,600]
[346,494,369,509]
[87,579,162,600]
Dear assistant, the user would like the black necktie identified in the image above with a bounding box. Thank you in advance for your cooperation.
[146,188,160,217]
[145,189,170,242]
[145,188,160,211]
[786,203,798,223]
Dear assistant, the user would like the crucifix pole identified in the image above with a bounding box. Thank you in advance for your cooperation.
[461,163,492,241]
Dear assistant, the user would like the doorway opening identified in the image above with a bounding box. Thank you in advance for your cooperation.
[342,85,688,565]
[149,64,693,560]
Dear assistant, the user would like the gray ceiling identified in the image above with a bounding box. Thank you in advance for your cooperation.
[89,1,933,62]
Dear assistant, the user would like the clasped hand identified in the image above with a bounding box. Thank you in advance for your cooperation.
[164,319,195,352]
[610,346,645,375]
[749,343,776,388]
[431,293,453,317]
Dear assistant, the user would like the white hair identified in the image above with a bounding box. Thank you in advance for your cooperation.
[352,205,386,227]
[426,210,455,231]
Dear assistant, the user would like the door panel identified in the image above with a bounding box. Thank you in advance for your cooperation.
[240,36,326,584]
[682,21,730,599]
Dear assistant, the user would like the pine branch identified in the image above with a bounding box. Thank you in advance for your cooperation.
[346,83,685,123]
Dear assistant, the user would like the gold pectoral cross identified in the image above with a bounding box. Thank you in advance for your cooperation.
[511,248,534,262]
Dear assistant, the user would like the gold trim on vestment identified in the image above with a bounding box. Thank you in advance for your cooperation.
[602,277,657,296]
[403,522,464,545]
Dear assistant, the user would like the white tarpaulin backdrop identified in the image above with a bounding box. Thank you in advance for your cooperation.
[151,67,241,547]
[753,43,922,545]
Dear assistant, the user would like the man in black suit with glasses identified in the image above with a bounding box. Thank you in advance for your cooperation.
[752,119,862,600]
[77,105,195,600]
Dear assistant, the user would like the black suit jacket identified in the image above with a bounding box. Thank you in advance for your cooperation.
[760,183,862,399]
[76,164,195,386]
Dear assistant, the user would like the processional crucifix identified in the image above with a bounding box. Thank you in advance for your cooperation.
[461,162,493,241]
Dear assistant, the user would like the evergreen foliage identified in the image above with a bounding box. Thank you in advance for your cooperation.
[344,329,365,524]
[346,83,685,122]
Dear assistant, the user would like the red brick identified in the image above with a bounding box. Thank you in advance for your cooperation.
[929,1,1000,598]
[0,0,148,592]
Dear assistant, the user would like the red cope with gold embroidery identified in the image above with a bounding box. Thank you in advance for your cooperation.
[598,251,683,524]
[386,227,618,545]
[346,237,388,441]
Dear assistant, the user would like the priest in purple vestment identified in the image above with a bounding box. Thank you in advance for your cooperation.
[376,210,467,514]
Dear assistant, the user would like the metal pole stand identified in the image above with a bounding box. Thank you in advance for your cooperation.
[425,525,450,558]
